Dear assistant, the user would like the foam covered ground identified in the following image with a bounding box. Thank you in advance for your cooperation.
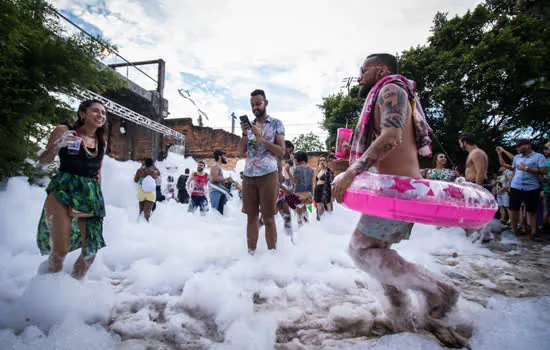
[0,154,549,349]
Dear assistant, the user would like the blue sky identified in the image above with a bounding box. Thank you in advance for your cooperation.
[51,0,482,143]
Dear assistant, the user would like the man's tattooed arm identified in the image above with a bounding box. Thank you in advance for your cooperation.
[349,83,409,175]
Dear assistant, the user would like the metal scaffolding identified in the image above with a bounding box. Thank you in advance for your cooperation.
[76,89,185,142]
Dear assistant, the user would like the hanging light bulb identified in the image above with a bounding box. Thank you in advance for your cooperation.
[120,126,126,134]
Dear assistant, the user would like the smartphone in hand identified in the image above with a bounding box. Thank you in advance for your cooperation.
[239,115,251,127]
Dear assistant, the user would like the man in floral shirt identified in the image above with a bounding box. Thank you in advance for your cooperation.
[238,89,285,254]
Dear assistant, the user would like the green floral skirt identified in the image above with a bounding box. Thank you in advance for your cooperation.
[37,172,106,258]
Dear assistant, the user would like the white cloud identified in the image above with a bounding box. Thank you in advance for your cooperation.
[51,0,481,143]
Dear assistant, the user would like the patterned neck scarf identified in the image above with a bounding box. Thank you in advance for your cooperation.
[349,74,433,165]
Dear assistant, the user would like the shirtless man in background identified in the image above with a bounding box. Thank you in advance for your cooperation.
[458,133,492,241]
[333,53,458,327]
[459,133,488,185]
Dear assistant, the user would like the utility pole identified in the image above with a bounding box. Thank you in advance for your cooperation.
[231,112,236,134]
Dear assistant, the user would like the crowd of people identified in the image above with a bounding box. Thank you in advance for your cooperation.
[417,133,550,241]
[34,54,549,328]
[129,89,337,250]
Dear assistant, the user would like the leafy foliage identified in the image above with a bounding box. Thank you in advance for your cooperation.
[292,132,327,152]
[319,0,550,172]
[318,85,363,151]
[400,0,550,170]
[0,0,125,181]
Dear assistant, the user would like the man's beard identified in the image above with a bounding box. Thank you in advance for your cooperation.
[253,108,265,117]
[222,158,227,164]
[358,84,372,99]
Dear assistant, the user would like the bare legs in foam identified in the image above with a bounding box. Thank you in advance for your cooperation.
[348,230,458,320]
[41,192,95,279]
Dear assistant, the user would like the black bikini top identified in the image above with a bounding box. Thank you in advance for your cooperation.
[58,125,104,178]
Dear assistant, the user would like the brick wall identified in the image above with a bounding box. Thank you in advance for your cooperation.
[108,115,348,176]
[162,118,242,159]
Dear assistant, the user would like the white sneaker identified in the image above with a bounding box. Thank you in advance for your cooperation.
[248,249,256,256]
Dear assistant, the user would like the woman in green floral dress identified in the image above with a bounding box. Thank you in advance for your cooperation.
[421,153,460,182]
[37,100,108,279]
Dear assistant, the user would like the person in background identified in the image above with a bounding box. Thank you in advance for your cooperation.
[275,140,297,238]
[177,168,190,204]
[165,175,177,201]
[498,139,547,238]
[421,153,459,182]
[496,146,522,227]
[210,150,233,215]
[187,161,210,216]
[459,133,492,242]
[293,151,314,226]
[494,167,512,225]
[314,156,335,220]
[459,133,488,186]
[134,158,159,222]
[542,142,550,230]
[151,162,163,211]
[36,99,108,279]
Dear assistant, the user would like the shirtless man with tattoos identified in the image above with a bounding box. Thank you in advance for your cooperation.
[332,54,458,325]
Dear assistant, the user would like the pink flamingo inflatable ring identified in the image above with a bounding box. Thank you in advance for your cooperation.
[343,172,498,229]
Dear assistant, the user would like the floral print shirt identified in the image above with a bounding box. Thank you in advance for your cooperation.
[421,168,457,182]
[244,116,285,177]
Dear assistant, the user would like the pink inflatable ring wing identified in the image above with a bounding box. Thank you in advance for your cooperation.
[343,172,498,229]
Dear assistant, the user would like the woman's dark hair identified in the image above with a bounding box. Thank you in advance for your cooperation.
[433,152,445,167]
[71,99,108,149]
[144,158,154,167]
[285,140,294,151]
[294,151,308,163]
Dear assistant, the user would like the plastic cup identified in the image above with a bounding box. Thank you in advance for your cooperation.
[67,137,82,155]
[335,128,353,159]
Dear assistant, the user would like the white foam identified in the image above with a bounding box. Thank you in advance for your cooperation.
[0,155,548,349]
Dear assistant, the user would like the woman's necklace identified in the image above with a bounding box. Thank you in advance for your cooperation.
[78,128,99,158]
[83,138,99,158]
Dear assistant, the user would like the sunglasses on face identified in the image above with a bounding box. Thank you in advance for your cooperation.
[358,66,387,79]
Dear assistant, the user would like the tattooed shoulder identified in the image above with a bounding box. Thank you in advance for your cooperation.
[377,83,408,129]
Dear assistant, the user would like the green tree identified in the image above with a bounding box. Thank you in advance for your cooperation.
[399,0,550,170]
[318,85,363,151]
[0,0,125,181]
[319,0,549,171]
[292,132,326,152]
